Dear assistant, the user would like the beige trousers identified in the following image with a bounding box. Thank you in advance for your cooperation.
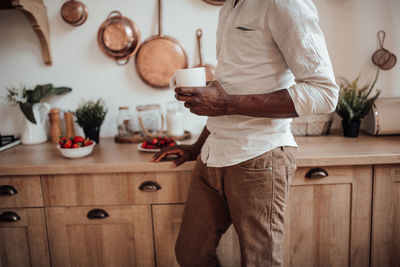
[175,146,297,267]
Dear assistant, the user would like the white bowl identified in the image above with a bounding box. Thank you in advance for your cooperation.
[57,142,96,159]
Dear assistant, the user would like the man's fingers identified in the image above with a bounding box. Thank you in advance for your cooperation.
[172,156,186,168]
[175,87,198,96]
[153,149,184,163]
[175,94,192,102]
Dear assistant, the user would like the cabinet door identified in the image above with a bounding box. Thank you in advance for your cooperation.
[152,204,240,267]
[0,208,50,267]
[46,205,154,267]
[283,166,372,267]
[371,164,400,267]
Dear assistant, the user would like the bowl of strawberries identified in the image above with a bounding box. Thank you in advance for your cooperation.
[57,136,96,159]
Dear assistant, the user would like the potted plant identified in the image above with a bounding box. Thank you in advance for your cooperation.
[74,99,107,143]
[5,84,72,144]
[336,72,381,137]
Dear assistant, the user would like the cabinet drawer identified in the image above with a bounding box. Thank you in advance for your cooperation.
[291,166,365,186]
[42,172,192,206]
[0,176,43,208]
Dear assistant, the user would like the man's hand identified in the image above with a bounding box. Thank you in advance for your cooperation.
[150,144,201,167]
[175,80,233,116]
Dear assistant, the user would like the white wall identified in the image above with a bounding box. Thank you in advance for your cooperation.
[0,0,399,137]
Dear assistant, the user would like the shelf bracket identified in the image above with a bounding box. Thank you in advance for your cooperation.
[1,0,52,65]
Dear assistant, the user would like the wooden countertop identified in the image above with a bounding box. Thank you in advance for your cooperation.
[1,133,400,176]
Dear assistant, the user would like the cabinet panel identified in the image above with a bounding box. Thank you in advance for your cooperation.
[283,166,372,267]
[0,208,50,267]
[42,172,192,206]
[152,204,240,267]
[46,205,154,267]
[371,164,400,267]
[0,176,43,208]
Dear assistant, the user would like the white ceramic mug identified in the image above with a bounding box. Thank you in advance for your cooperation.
[169,67,206,91]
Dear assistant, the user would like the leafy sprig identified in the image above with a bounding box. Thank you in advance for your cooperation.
[336,71,381,122]
[74,99,108,129]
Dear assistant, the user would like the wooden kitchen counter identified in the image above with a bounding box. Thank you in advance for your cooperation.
[1,133,400,176]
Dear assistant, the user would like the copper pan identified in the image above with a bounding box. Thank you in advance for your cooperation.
[193,29,215,81]
[202,0,226,6]
[60,0,88,26]
[98,11,141,65]
[135,0,188,88]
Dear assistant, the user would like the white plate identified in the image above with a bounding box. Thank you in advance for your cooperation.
[137,143,160,153]
[137,141,180,153]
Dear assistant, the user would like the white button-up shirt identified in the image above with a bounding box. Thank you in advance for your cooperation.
[201,0,339,167]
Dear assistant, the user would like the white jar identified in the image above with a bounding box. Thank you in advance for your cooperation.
[166,101,184,137]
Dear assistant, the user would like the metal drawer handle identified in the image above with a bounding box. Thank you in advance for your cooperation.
[0,185,18,195]
[87,209,109,220]
[305,168,328,179]
[0,211,21,222]
[139,181,162,192]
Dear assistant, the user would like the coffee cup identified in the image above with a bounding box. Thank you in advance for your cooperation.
[169,67,206,94]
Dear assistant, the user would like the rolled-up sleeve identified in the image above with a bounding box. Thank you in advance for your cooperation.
[267,0,339,116]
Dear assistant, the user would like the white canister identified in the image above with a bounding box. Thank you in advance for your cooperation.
[166,101,184,137]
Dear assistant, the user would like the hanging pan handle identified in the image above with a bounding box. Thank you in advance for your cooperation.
[158,0,163,36]
[196,29,204,66]
[108,10,122,19]
[378,30,386,48]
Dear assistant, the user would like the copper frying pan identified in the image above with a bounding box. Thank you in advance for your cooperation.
[193,29,215,81]
[135,0,188,88]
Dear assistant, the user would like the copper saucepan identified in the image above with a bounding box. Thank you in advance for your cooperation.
[98,11,141,65]
[135,0,188,88]
[60,0,88,26]
[193,29,215,82]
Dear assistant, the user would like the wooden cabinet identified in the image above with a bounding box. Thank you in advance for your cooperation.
[0,208,50,267]
[152,166,373,267]
[45,205,154,267]
[152,204,240,267]
[283,165,372,267]
[371,164,400,267]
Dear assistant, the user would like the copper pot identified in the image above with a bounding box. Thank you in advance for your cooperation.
[98,11,141,65]
[60,0,88,26]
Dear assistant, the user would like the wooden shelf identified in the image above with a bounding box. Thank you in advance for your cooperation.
[1,0,52,65]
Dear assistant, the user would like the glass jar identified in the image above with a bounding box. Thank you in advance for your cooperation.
[117,106,132,137]
[166,101,184,137]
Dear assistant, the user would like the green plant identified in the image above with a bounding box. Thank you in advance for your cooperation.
[5,84,72,124]
[74,99,108,129]
[336,71,381,122]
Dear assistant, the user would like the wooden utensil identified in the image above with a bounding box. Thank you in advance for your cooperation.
[98,11,141,65]
[60,0,88,26]
[202,0,226,6]
[135,0,188,88]
[64,111,75,138]
[49,108,62,143]
[193,29,215,82]
[372,31,397,70]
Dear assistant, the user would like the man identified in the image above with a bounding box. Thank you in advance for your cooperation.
[151,0,338,265]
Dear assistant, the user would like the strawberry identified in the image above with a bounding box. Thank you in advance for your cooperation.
[152,138,158,145]
[141,141,148,148]
[83,139,93,146]
[72,143,80,148]
[59,136,68,146]
[73,136,85,143]
[63,139,72,149]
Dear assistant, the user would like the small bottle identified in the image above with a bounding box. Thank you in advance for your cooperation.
[117,106,131,137]
[166,101,184,137]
